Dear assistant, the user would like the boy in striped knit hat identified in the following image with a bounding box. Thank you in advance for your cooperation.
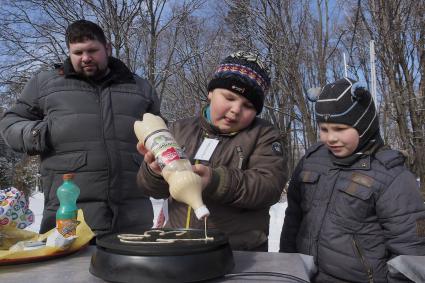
[280,78,425,282]
[137,51,287,251]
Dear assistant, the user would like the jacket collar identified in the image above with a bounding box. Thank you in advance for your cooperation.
[334,154,371,170]
[62,57,135,83]
[331,142,385,171]
[199,106,242,137]
[200,112,225,136]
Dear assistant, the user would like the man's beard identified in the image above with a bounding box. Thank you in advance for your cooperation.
[79,65,109,80]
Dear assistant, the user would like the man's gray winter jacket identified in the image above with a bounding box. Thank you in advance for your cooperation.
[0,57,160,234]
[280,143,425,282]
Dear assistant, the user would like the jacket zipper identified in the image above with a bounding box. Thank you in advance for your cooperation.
[97,86,111,202]
[352,235,374,283]
[310,230,320,266]
[236,146,244,169]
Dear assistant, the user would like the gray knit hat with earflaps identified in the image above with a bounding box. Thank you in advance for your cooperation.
[313,77,379,150]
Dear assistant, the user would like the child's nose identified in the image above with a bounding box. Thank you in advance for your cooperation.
[328,132,338,143]
[230,103,242,114]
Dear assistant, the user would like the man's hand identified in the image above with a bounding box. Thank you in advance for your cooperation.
[136,142,162,176]
[192,164,212,190]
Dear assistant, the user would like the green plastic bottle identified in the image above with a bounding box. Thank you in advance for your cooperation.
[56,173,80,237]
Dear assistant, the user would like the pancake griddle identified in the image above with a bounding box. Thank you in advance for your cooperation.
[89,228,234,282]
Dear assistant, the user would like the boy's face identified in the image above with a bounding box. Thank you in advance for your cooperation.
[319,122,359,157]
[208,88,257,133]
[69,39,112,79]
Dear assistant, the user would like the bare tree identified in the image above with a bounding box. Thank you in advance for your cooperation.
[242,0,346,172]
[162,11,227,121]
[130,0,207,105]
[348,0,425,197]
[0,0,209,192]
[0,0,424,197]
[84,0,143,69]
[224,0,254,51]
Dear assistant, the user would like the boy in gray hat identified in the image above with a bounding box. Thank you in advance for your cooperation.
[137,51,287,251]
[280,78,425,282]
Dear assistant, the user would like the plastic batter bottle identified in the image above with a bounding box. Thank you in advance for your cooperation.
[134,113,210,220]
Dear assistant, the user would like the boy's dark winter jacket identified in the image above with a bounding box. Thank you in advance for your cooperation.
[137,115,287,250]
[0,57,160,234]
[281,143,425,282]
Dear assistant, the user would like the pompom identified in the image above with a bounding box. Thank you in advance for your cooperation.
[306,87,322,102]
[350,82,369,100]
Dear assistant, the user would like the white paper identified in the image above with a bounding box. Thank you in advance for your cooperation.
[194,138,219,161]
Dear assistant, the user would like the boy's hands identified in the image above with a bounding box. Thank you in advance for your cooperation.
[137,142,162,176]
[192,164,212,190]
[137,142,212,188]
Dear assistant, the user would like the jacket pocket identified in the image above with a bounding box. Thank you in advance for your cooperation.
[25,120,50,154]
[336,174,374,220]
[299,170,320,212]
[352,234,374,283]
[42,151,87,172]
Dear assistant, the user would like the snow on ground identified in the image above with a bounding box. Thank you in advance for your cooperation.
[268,201,287,252]
[26,193,286,252]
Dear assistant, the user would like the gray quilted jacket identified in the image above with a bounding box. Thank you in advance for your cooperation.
[280,143,425,282]
[0,57,160,234]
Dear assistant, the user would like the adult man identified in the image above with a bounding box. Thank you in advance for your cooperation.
[0,20,160,235]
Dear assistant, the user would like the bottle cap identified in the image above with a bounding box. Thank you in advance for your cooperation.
[194,205,210,220]
[63,173,75,180]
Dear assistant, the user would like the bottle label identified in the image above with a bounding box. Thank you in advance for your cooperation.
[145,130,186,169]
[56,218,79,238]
